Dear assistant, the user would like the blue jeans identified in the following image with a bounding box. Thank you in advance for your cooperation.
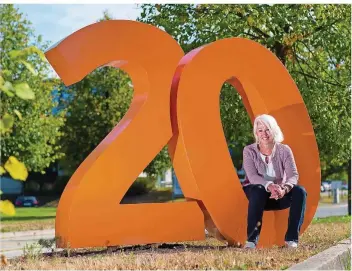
[243,184,307,244]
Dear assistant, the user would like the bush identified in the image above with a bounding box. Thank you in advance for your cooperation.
[126,176,157,196]
[25,181,40,192]
[53,176,70,195]
[41,182,54,192]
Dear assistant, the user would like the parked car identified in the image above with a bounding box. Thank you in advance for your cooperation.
[320,184,325,192]
[321,181,332,192]
[15,196,39,207]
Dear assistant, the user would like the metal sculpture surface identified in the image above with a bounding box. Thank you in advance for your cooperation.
[45,20,320,249]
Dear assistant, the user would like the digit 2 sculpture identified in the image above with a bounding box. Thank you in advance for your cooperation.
[45,20,320,249]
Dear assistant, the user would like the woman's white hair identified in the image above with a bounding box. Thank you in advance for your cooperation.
[253,114,284,144]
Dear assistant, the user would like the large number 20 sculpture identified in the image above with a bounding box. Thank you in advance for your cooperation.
[46,20,320,249]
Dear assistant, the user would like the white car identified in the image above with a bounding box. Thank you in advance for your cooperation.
[321,181,332,191]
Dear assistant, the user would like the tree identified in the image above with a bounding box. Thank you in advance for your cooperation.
[138,4,351,176]
[58,11,172,176]
[56,66,133,172]
[0,4,65,173]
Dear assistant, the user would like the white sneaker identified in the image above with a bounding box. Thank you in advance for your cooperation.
[243,241,256,249]
[285,241,298,248]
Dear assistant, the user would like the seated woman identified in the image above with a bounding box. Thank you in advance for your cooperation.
[242,114,307,249]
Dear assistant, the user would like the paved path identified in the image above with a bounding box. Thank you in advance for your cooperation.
[0,204,349,259]
[314,203,348,218]
[0,229,55,259]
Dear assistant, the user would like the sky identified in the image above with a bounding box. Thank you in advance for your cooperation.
[16,4,141,45]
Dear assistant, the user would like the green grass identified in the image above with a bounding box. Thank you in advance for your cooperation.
[344,250,351,270]
[319,193,348,204]
[0,207,57,222]
[6,219,351,270]
[312,215,351,224]
[0,201,350,235]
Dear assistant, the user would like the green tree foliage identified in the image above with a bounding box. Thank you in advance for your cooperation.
[59,11,172,176]
[57,67,133,172]
[138,4,351,176]
[0,4,65,172]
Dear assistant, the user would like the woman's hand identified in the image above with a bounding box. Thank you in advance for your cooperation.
[275,186,286,199]
[268,184,279,199]
[268,184,285,200]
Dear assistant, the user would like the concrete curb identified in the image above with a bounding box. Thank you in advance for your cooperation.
[288,238,351,270]
[1,248,54,259]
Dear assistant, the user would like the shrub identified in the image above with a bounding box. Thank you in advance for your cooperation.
[126,176,157,196]
[53,176,70,194]
[25,181,40,192]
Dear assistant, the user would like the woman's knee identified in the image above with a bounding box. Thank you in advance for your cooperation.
[247,185,268,210]
[292,185,307,198]
[250,185,268,197]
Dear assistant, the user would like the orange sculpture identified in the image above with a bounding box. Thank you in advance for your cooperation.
[45,20,320,249]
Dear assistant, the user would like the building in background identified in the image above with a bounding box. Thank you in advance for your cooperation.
[156,169,172,188]
[0,176,23,195]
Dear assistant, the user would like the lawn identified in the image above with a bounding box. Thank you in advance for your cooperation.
[312,215,351,224]
[4,215,351,270]
[0,190,350,233]
[0,207,56,221]
[319,192,348,204]
[0,190,181,232]
[0,207,56,232]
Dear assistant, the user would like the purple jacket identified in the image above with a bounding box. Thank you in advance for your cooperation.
[242,143,299,189]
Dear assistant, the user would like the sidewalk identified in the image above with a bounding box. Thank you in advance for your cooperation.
[0,229,55,259]
[0,204,349,259]
[314,203,348,218]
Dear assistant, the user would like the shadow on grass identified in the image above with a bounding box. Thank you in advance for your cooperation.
[0,216,56,222]
[43,243,229,258]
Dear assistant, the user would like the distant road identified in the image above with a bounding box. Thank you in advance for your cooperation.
[314,203,349,218]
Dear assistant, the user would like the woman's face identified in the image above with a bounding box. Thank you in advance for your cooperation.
[256,122,274,144]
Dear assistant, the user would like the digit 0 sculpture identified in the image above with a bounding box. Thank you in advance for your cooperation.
[45,20,320,249]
